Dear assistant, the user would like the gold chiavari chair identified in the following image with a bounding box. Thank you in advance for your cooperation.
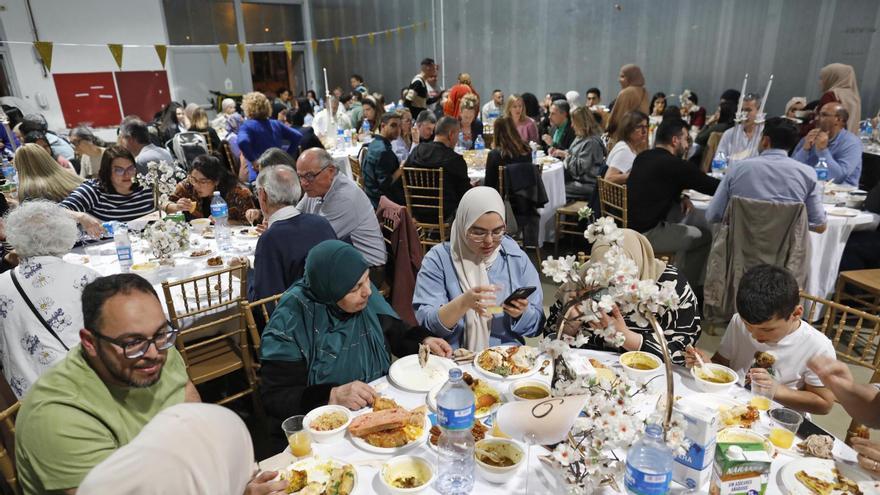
[402,167,449,254]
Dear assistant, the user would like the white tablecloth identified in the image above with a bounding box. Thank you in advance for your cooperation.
[468,160,566,247]
[330,145,360,178]
[687,200,880,299]
[258,348,860,494]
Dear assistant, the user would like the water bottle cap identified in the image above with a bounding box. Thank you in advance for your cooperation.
[213,191,221,196]
[644,424,664,438]
[448,368,463,380]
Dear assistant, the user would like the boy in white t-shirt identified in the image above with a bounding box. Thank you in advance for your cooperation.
[686,264,836,415]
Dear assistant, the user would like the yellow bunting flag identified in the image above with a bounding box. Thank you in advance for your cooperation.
[385,30,392,41]
[219,43,229,64]
[108,43,124,69]
[33,41,53,71]
[368,32,375,46]
[351,36,358,47]
[310,39,318,52]
[332,37,340,53]
[284,41,293,60]
[236,43,246,63]
[154,44,168,68]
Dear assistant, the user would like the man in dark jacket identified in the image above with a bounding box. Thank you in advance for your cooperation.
[406,116,472,221]
[362,113,404,208]
[541,100,576,155]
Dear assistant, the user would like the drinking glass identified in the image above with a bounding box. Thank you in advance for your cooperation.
[750,381,774,411]
[486,282,506,315]
[768,408,802,449]
[281,415,312,458]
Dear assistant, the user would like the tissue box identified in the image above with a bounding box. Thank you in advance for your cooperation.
[672,400,719,488]
[709,441,773,495]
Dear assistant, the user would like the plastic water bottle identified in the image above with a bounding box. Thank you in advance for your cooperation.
[113,222,133,271]
[455,131,466,153]
[361,119,372,144]
[816,157,829,198]
[474,135,485,151]
[863,120,874,144]
[336,127,345,151]
[344,129,352,148]
[1,157,16,195]
[435,368,475,495]
[711,151,727,176]
[210,191,233,252]
[624,424,673,495]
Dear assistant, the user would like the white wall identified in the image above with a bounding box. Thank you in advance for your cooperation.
[0,0,171,130]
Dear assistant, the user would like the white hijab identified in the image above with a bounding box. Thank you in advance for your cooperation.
[450,186,506,352]
[79,403,254,495]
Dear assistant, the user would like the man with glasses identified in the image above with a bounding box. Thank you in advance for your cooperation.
[792,102,863,187]
[362,113,405,208]
[118,119,174,174]
[15,274,199,494]
[296,148,387,270]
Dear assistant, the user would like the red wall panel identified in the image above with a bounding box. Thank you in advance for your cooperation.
[114,71,171,122]
[53,72,122,128]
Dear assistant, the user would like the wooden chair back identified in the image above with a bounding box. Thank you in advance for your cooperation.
[800,292,880,371]
[0,402,20,495]
[401,167,448,252]
[161,265,257,406]
[700,131,724,173]
[221,140,238,176]
[198,131,214,154]
[240,292,284,365]
[348,156,363,188]
[597,177,628,227]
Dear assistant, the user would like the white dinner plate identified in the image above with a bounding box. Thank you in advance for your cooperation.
[387,354,455,393]
[473,345,541,380]
[828,207,860,217]
[234,227,261,239]
[349,415,430,454]
[275,456,359,494]
[779,457,880,495]
[425,379,503,419]
[185,249,215,259]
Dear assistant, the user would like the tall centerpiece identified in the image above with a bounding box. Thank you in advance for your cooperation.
[136,160,185,216]
[537,209,687,492]
[136,160,188,264]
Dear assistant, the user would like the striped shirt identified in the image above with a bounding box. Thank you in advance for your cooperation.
[60,179,156,222]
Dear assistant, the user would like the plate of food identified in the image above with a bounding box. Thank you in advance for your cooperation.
[234,227,261,238]
[828,207,860,218]
[187,248,214,258]
[474,345,540,379]
[387,351,456,393]
[276,456,357,495]
[426,371,502,418]
[779,457,880,495]
[348,397,430,454]
[130,261,159,273]
[201,227,215,239]
[679,393,759,429]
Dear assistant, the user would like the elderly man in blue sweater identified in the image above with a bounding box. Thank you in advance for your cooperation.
[792,102,862,187]
[249,165,336,300]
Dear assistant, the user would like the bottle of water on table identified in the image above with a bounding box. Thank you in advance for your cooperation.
[816,157,829,199]
[210,191,233,252]
[336,127,345,151]
[710,151,727,177]
[624,424,673,495]
[113,222,133,271]
[360,119,372,144]
[455,131,465,153]
[474,135,485,151]
[435,368,475,495]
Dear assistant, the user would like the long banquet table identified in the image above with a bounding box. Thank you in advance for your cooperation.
[258,348,866,494]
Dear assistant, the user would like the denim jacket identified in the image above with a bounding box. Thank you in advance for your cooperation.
[412,236,544,349]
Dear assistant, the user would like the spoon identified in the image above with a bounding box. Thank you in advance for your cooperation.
[475,447,505,464]
[692,348,720,381]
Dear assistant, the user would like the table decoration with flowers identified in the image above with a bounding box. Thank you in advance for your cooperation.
[136,160,186,216]
[142,218,189,265]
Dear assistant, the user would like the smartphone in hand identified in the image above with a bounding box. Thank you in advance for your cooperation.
[503,286,537,306]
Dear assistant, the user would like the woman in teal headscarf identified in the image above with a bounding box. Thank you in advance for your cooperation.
[259,240,452,423]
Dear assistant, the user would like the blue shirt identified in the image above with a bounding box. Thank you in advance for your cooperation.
[706,149,827,228]
[236,119,303,163]
[413,237,544,349]
[792,129,862,186]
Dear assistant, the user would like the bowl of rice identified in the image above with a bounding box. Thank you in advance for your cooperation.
[304,405,352,443]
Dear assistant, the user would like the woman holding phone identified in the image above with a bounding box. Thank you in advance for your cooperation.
[412,187,544,351]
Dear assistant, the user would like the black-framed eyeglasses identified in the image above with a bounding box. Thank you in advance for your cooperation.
[297,165,331,183]
[88,322,179,359]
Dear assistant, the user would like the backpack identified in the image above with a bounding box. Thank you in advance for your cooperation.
[168,132,208,171]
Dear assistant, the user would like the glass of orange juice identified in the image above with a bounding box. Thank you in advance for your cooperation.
[750,382,774,411]
[768,408,803,449]
[281,415,312,458]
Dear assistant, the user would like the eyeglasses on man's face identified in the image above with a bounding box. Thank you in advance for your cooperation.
[88,322,179,359]
[466,227,506,241]
[297,165,331,183]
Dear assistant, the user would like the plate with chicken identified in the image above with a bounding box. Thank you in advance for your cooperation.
[474,345,540,380]
[347,397,430,454]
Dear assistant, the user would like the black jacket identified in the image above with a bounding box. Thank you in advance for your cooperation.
[406,141,471,221]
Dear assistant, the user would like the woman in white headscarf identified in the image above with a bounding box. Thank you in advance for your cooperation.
[78,403,287,495]
[413,187,544,351]
[817,63,861,133]
[544,228,701,365]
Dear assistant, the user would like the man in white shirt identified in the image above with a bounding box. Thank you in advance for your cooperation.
[716,93,762,164]
[312,96,351,140]
[686,264,836,415]
[481,89,504,123]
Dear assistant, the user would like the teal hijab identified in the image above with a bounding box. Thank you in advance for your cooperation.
[260,240,396,386]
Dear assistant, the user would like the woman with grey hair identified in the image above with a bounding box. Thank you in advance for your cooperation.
[0,200,100,398]
[69,126,106,179]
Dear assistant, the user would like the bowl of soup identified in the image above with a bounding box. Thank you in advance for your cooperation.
[619,351,662,382]
[474,438,525,483]
[509,379,551,401]
[691,363,738,393]
[380,455,435,494]
[190,218,212,234]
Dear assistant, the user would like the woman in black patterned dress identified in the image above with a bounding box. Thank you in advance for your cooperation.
[544,229,701,365]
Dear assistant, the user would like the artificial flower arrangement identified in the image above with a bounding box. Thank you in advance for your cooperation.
[142,218,189,263]
[538,207,689,492]
[136,160,185,212]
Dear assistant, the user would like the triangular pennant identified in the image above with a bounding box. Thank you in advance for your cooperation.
[236,43,246,63]
[385,30,392,41]
[368,33,375,46]
[311,40,318,52]
[33,41,53,71]
[284,41,293,60]
[219,43,229,64]
[154,44,168,68]
[108,44,124,69]
[332,37,340,53]
[351,36,358,47]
